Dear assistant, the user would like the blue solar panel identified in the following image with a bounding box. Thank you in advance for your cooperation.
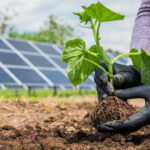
[24,54,55,68]
[0,67,16,83]
[9,68,46,84]
[80,85,92,89]
[41,70,70,84]
[58,46,64,51]
[8,39,37,52]
[35,43,60,55]
[82,78,94,85]
[0,52,28,66]
[51,57,66,69]
[0,40,11,50]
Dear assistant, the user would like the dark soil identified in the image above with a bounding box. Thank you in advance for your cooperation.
[90,96,136,131]
[0,96,150,149]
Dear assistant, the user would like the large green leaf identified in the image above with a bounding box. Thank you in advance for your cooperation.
[61,39,103,87]
[141,49,150,84]
[129,49,141,70]
[85,1,124,23]
[74,1,124,24]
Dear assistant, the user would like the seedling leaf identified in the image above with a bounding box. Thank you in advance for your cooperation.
[74,2,124,24]
[61,39,103,87]
[141,49,150,84]
[129,49,141,70]
[73,6,91,24]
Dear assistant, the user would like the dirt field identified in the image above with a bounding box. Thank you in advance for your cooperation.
[0,96,149,150]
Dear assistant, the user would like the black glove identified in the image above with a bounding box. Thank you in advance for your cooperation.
[94,61,141,101]
[99,84,150,134]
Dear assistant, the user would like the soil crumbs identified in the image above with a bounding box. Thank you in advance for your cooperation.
[91,96,136,131]
[0,96,149,150]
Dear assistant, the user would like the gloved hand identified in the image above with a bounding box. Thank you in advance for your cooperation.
[94,61,141,101]
[99,84,150,134]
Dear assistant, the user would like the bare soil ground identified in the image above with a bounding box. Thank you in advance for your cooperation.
[0,96,149,150]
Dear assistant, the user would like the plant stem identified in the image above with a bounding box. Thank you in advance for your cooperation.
[86,50,98,57]
[90,18,97,42]
[83,58,110,76]
[108,62,114,86]
[95,20,114,85]
[96,22,101,45]
[112,52,140,64]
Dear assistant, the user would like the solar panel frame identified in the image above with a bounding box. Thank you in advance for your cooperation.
[0,37,128,90]
[35,43,61,55]
[0,67,16,84]
[24,54,55,68]
[0,51,29,66]
[51,57,66,69]
[9,68,48,85]
[41,70,70,85]
[7,39,38,53]
[0,39,11,50]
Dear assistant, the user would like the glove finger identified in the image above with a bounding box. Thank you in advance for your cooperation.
[94,61,108,86]
[96,85,107,102]
[114,85,149,100]
[98,121,122,133]
[105,82,114,95]
[94,71,108,86]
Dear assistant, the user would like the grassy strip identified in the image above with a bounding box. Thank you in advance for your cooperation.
[0,89,97,100]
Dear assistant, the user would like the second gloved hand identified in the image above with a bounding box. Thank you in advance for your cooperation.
[99,84,150,134]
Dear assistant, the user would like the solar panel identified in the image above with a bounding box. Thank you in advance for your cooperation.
[9,68,47,84]
[0,67,16,83]
[51,57,66,69]
[8,39,37,52]
[35,43,60,55]
[58,46,64,51]
[82,78,94,85]
[0,37,128,90]
[41,70,70,84]
[0,52,28,66]
[24,54,55,68]
[0,40,11,50]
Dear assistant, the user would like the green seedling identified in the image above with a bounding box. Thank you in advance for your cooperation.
[61,1,150,87]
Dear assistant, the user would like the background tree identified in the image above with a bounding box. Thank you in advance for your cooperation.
[0,9,15,36]
[9,15,77,46]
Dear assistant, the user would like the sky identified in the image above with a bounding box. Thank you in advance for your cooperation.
[0,0,141,53]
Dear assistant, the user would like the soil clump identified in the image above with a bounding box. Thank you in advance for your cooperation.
[90,96,136,131]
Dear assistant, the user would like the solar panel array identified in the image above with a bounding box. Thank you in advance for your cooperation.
[0,37,127,90]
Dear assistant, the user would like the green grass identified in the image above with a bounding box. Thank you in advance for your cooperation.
[0,89,96,99]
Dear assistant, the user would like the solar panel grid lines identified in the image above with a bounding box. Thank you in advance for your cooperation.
[52,44,62,55]
[28,41,68,77]
[23,54,55,68]
[40,70,70,85]
[51,57,67,69]
[0,37,126,90]
[0,39,11,50]
[0,62,22,85]
[0,49,12,53]
[1,38,54,86]
[0,84,6,89]
[9,68,47,85]
[0,51,28,66]
[7,39,37,53]
[34,42,61,55]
